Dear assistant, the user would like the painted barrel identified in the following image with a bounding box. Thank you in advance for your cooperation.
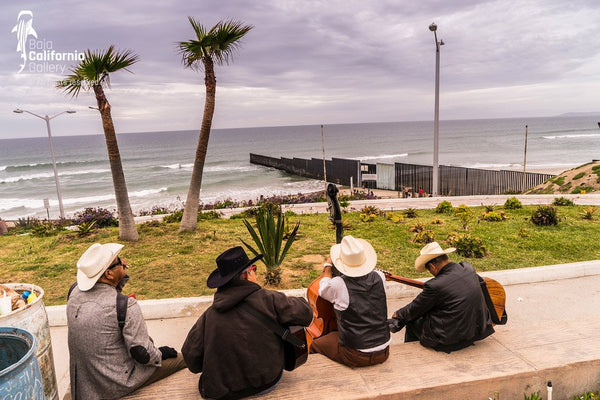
[0,327,45,399]
[1,283,58,400]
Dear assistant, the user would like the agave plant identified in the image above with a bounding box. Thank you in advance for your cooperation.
[241,208,300,285]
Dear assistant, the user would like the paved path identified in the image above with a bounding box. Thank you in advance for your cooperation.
[49,261,600,399]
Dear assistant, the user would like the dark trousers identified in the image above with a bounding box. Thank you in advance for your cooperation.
[404,317,424,343]
[310,331,389,368]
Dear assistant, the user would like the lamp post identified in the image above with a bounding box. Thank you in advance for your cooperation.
[429,22,444,197]
[13,108,76,219]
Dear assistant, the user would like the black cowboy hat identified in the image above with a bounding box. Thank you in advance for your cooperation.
[206,246,263,288]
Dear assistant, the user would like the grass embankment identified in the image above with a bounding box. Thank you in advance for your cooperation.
[2,204,600,306]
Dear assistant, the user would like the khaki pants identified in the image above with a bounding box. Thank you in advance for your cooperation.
[310,331,389,368]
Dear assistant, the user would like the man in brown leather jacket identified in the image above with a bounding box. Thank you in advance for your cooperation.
[390,242,494,353]
[182,246,313,400]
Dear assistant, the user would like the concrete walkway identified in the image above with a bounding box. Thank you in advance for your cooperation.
[48,261,600,399]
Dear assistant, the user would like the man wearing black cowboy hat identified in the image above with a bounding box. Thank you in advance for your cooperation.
[182,246,313,400]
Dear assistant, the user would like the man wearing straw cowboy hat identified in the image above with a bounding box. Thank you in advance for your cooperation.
[66,243,186,400]
[389,242,494,353]
[310,235,391,368]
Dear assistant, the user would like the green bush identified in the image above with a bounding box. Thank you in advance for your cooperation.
[435,201,454,214]
[552,176,565,186]
[504,197,523,210]
[446,232,486,258]
[163,209,184,223]
[454,204,475,230]
[360,205,381,216]
[481,211,506,222]
[403,208,418,218]
[412,229,435,244]
[198,210,221,220]
[571,186,587,194]
[531,205,559,226]
[553,197,575,206]
[573,172,585,180]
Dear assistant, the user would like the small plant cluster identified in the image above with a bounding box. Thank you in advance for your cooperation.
[435,200,454,214]
[593,164,600,183]
[358,205,382,222]
[454,204,475,230]
[553,197,575,206]
[408,221,435,244]
[73,207,118,228]
[481,210,506,222]
[574,391,600,400]
[446,232,486,258]
[581,207,598,220]
[531,205,559,226]
[359,213,377,223]
[504,197,523,210]
[385,212,404,223]
[403,208,418,218]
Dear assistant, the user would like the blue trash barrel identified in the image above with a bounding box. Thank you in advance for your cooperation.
[0,327,45,400]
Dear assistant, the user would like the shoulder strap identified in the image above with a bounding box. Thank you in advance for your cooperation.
[67,282,78,299]
[239,301,305,348]
[116,293,128,332]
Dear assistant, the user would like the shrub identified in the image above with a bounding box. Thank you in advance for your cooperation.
[481,210,506,222]
[454,204,475,230]
[580,207,597,220]
[446,232,486,258]
[435,201,453,214]
[198,210,221,220]
[163,209,184,223]
[359,213,376,223]
[431,218,443,225]
[573,172,585,180]
[552,176,565,186]
[504,197,523,210]
[412,229,435,244]
[385,212,404,223]
[17,217,41,229]
[531,205,559,226]
[483,204,496,212]
[552,197,575,206]
[73,207,118,228]
[360,205,381,216]
[571,186,587,194]
[77,220,97,237]
[403,208,418,218]
[408,221,427,233]
[31,221,56,237]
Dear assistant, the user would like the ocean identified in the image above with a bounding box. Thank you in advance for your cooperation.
[1,116,599,220]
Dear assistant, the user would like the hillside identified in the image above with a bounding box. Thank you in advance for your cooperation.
[526,160,600,194]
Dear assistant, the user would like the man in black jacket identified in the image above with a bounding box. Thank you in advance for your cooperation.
[182,246,313,400]
[390,242,494,353]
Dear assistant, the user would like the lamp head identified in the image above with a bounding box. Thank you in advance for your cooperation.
[66,110,76,114]
[13,109,24,114]
[429,23,437,32]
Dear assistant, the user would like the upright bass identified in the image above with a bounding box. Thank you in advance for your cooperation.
[305,183,342,348]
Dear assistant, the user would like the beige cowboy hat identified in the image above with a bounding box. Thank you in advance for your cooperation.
[414,241,456,272]
[77,243,124,291]
[330,235,377,277]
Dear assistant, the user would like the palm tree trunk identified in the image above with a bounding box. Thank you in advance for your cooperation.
[180,58,217,232]
[94,85,139,241]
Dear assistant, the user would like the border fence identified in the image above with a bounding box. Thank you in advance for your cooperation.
[250,153,554,196]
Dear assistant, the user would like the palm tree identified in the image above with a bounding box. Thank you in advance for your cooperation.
[177,17,253,232]
[57,45,140,241]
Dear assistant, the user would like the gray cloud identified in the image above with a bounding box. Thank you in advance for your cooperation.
[2,0,600,139]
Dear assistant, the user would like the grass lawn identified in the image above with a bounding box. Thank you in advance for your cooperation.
[1,204,599,305]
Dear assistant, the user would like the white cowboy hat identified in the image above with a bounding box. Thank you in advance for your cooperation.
[76,243,124,291]
[330,236,377,277]
[414,241,456,272]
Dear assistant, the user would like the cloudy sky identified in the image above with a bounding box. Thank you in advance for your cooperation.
[1,0,599,139]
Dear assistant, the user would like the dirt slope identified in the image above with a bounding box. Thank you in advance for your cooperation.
[526,160,600,194]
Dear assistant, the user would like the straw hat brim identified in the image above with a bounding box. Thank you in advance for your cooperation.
[77,243,124,291]
[414,247,456,273]
[330,238,377,277]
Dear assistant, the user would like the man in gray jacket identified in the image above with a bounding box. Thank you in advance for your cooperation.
[67,243,186,399]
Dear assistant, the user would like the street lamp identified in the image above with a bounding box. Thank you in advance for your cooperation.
[429,22,444,196]
[13,108,76,219]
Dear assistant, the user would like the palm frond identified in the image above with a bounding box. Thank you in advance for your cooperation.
[56,45,139,97]
[177,17,253,70]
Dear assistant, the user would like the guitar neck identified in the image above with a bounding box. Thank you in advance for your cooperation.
[378,269,425,289]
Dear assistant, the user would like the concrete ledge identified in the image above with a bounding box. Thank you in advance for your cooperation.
[45,261,600,327]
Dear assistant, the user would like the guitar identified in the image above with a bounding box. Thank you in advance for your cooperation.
[305,183,342,349]
[379,269,507,326]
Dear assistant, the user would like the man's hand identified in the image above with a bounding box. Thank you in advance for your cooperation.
[387,318,406,333]
[159,346,178,360]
